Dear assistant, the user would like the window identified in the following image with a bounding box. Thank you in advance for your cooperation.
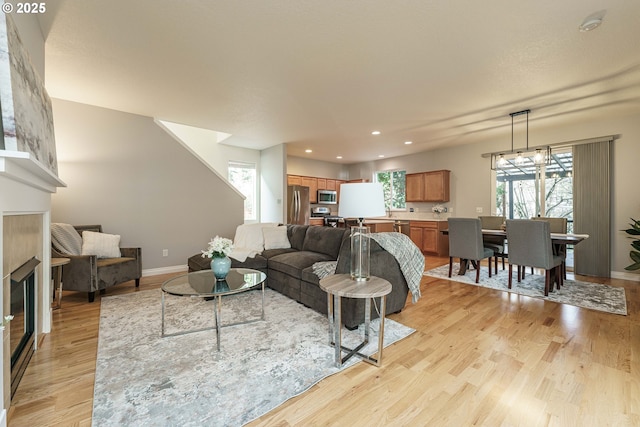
[495,148,572,225]
[228,161,257,221]
[375,170,406,210]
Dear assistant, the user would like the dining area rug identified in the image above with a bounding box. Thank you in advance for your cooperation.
[91,288,415,426]
[424,263,627,315]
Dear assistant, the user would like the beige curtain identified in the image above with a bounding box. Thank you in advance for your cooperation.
[573,140,612,277]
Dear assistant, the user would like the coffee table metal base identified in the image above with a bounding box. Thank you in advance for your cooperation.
[160,282,265,351]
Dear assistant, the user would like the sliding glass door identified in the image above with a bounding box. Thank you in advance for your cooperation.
[496,148,573,221]
[494,148,574,265]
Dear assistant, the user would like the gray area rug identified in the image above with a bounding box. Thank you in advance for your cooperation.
[92,288,415,426]
[424,263,627,315]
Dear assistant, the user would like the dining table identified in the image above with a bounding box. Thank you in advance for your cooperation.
[441,228,589,275]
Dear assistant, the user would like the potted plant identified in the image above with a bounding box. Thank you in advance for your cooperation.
[622,218,640,271]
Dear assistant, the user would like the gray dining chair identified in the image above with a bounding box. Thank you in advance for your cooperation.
[506,219,564,296]
[448,218,494,283]
[479,216,507,273]
[531,216,568,278]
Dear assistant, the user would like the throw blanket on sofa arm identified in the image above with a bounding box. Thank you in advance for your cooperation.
[370,232,424,303]
[312,232,424,303]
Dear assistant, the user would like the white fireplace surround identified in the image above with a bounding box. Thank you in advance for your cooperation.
[0,150,65,425]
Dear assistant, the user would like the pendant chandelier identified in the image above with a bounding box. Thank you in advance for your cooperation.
[491,109,552,170]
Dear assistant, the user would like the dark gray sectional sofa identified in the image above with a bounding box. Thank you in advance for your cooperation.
[188,224,410,329]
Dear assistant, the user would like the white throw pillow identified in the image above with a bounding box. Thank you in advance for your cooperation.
[81,231,122,258]
[263,226,291,250]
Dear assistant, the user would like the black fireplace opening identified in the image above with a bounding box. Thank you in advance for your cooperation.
[9,256,40,397]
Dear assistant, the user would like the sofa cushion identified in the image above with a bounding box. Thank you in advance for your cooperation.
[230,254,268,271]
[261,247,296,259]
[302,226,348,258]
[287,225,308,250]
[268,251,334,279]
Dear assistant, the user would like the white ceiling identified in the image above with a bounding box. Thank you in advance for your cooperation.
[37,0,640,164]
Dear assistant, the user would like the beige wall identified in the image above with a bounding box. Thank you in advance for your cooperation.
[50,99,244,272]
[287,155,350,180]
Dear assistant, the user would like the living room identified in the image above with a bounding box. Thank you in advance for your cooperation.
[2,2,640,426]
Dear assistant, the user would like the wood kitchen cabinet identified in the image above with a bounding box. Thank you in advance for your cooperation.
[287,174,344,203]
[336,180,345,202]
[363,221,394,233]
[287,175,302,186]
[405,170,450,202]
[309,218,324,226]
[409,220,449,256]
[406,173,424,202]
[424,170,450,202]
[301,177,318,203]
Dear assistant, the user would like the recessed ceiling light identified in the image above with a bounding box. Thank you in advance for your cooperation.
[336,155,343,159]
[305,149,312,153]
[378,155,385,158]
[371,131,381,135]
[404,141,413,145]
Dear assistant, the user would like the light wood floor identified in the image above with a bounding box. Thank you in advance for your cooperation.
[8,257,640,426]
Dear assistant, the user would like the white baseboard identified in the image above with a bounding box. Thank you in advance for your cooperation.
[611,270,640,282]
[141,265,188,277]
[1,408,6,427]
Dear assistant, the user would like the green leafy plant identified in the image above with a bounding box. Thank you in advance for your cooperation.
[623,218,640,271]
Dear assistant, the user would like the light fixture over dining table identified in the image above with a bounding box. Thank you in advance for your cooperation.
[490,109,552,170]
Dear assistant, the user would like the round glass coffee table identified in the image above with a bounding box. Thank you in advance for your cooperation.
[161,268,267,351]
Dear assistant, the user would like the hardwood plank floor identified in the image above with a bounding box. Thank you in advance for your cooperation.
[8,258,640,426]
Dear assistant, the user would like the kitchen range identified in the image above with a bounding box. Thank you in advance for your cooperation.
[311,206,342,227]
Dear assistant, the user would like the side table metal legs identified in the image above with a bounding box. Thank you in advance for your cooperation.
[326,293,387,368]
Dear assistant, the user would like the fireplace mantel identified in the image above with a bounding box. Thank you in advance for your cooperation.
[0,150,66,192]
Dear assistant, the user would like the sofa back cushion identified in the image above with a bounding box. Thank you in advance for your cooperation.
[287,225,309,250]
[302,226,349,259]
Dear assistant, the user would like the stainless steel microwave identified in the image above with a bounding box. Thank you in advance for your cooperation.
[317,190,337,204]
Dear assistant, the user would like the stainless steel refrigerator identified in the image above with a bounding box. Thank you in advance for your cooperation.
[287,185,310,225]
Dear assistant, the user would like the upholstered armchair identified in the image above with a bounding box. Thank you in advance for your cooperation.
[51,224,142,302]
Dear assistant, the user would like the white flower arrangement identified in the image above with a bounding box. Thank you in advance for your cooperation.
[0,315,14,331]
[432,204,446,214]
[201,236,234,258]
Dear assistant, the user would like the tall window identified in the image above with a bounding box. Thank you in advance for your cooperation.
[375,170,406,210]
[228,161,257,221]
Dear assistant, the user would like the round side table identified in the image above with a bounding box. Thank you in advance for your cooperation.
[319,274,392,368]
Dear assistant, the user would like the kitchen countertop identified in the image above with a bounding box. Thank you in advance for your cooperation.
[367,216,449,222]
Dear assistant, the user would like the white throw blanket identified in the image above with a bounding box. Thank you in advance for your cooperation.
[312,232,424,303]
[229,223,278,262]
